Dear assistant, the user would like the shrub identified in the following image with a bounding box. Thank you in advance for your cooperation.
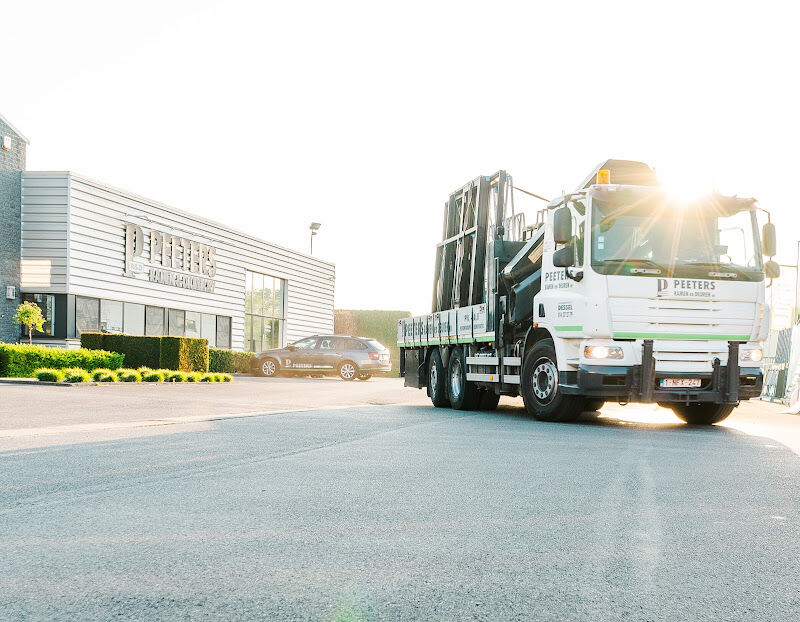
[81,333,208,372]
[219,373,233,382]
[165,370,187,382]
[62,368,91,383]
[199,372,217,382]
[35,368,64,382]
[82,333,160,369]
[209,348,254,374]
[185,372,201,382]
[0,344,124,378]
[92,368,118,382]
[141,370,165,382]
[117,369,142,382]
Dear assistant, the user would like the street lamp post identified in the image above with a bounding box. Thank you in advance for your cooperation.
[309,222,321,255]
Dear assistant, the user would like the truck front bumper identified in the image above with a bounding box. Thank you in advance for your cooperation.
[559,340,762,404]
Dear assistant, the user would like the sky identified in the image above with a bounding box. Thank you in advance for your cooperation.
[3,0,799,315]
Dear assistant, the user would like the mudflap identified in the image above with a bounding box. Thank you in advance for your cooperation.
[404,349,422,388]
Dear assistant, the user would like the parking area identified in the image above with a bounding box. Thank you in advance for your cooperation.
[0,376,429,432]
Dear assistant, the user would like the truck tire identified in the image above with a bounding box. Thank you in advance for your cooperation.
[428,349,448,408]
[670,402,735,425]
[448,347,479,410]
[478,390,501,411]
[521,339,585,422]
[585,399,604,412]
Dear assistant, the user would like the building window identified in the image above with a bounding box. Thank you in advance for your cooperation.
[244,270,284,352]
[123,303,145,335]
[76,296,100,335]
[145,306,165,336]
[100,299,124,333]
[201,313,217,347]
[185,311,201,339]
[216,316,231,349]
[168,309,185,336]
[21,294,55,336]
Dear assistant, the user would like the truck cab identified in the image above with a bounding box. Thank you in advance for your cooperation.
[532,167,778,423]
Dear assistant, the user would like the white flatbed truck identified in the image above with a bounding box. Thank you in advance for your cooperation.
[398,160,779,424]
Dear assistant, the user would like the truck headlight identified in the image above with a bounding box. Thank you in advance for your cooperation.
[584,345,624,360]
[740,348,763,363]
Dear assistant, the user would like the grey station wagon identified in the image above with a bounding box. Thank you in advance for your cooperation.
[251,335,391,380]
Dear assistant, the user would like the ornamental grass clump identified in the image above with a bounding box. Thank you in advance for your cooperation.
[117,369,142,382]
[35,368,63,382]
[219,373,233,382]
[92,368,118,382]
[199,372,217,382]
[141,369,165,383]
[165,370,187,382]
[185,372,201,382]
[62,368,91,383]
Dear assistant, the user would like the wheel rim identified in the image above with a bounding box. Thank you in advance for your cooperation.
[262,360,276,376]
[430,360,438,391]
[341,363,356,379]
[531,357,558,404]
[450,358,463,399]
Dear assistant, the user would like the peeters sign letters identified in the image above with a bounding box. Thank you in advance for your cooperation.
[124,223,216,293]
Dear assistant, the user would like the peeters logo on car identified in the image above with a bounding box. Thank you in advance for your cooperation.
[657,278,716,298]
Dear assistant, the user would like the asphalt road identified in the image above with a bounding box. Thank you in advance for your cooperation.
[1,390,799,620]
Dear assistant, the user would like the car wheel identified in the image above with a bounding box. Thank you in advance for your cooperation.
[358,373,372,381]
[339,360,358,381]
[259,358,279,377]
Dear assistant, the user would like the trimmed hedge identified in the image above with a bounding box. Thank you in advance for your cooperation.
[209,348,254,374]
[81,333,209,372]
[0,344,124,378]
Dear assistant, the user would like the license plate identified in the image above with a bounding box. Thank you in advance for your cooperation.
[660,378,702,388]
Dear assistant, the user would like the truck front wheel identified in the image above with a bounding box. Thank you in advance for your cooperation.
[428,349,448,408]
[521,339,585,422]
[670,402,735,425]
[448,348,479,410]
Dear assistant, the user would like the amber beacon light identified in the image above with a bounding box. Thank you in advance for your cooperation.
[596,169,611,184]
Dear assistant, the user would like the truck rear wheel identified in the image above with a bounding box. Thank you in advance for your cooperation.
[428,349,448,408]
[448,347,479,410]
[521,339,585,422]
[670,402,735,425]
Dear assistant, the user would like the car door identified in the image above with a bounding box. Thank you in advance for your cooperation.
[315,337,343,370]
[283,337,318,370]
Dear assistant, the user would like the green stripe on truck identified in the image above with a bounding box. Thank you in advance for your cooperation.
[554,325,583,332]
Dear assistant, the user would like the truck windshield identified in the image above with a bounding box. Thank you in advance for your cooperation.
[590,192,763,280]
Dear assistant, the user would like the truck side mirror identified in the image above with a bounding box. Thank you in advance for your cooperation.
[762,222,776,257]
[553,244,575,268]
[553,207,572,244]
[765,260,780,279]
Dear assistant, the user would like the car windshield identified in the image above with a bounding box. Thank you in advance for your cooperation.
[590,191,763,280]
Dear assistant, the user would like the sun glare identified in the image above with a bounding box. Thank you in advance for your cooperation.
[657,165,713,203]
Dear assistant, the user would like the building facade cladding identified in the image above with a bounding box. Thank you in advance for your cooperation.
[16,171,335,349]
[0,116,27,343]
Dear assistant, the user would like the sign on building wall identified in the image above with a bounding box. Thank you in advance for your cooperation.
[123,223,217,292]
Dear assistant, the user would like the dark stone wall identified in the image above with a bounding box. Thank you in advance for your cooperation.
[0,117,27,343]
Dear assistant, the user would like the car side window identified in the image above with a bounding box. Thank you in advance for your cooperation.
[347,339,365,350]
[293,337,317,349]
[319,338,336,350]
